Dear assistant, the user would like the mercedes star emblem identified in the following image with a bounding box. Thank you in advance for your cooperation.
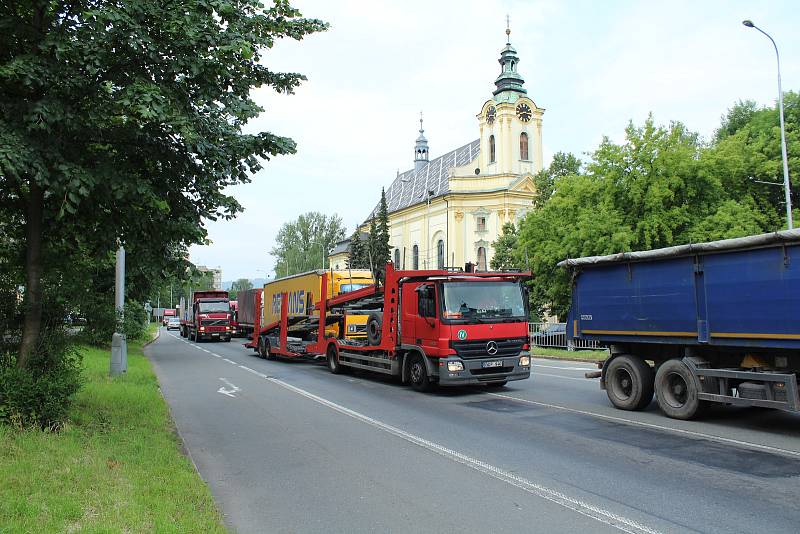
[486,341,499,355]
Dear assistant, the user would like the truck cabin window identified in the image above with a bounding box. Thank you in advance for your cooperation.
[417,285,436,318]
[441,281,525,322]
[340,283,371,293]
[198,300,230,313]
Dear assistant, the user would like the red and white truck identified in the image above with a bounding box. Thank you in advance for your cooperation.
[179,290,232,342]
[249,263,532,390]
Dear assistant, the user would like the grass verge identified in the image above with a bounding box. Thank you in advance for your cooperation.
[530,346,609,362]
[0,329,225,533]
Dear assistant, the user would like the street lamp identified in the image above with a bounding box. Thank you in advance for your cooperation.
[742,19,793,229]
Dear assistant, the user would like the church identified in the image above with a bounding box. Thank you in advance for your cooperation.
[329,29,544,271]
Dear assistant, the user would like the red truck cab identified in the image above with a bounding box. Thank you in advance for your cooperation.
[181,290,232,342]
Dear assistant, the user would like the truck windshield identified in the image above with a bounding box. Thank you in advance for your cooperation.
[198,300,230,313]
[340,283,371,293]
[441,281,525,322]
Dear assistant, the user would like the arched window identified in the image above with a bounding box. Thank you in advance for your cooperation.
[394,248,400,266]
[437,240,445,269]
[489,135,496,163]
[520,132,529,160]
[477,247,487,271]
[412,245,419,270]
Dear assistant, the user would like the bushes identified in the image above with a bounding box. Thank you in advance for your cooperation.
[80,300,149,347]
[0,346,83,430]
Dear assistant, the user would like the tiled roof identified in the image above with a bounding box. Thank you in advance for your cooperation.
[369,139,480,219]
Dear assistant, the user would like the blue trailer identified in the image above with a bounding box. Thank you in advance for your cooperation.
[560,229,800,420]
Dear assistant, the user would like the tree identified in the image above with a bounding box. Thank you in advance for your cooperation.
[532,152,582,208]
[347,231,369,269]
[370,189,391,282]
[1,1,327,367]
[271,212,346,277]
[229,278,253,300]
[490,223,518,270]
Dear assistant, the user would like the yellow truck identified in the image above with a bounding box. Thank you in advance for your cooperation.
[263,269,374,340]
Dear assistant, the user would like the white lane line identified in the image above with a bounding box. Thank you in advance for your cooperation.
[488,392,800,458]
[212,353,222,358]
[223,358,237,365]
[533,364,596,371]
[259,375,659,534]
[535,371,598,383]
[239,365,268,379]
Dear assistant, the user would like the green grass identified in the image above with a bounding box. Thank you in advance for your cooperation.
[0,326,226,533]
[530,346,609,361]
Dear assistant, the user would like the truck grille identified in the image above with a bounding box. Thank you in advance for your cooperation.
[450,338,526,360]
[202,319,228,327]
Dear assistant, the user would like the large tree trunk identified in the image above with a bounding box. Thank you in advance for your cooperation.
[18,180,44,368]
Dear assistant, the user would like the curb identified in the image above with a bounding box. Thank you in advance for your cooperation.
[531,354,605,365]
[143,326,161,348]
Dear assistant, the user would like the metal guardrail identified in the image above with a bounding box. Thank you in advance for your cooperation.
[528,322,603,351]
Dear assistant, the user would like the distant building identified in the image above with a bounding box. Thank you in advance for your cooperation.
[358,28,543,271]
[196,265,223,290]
[329,232,369,270]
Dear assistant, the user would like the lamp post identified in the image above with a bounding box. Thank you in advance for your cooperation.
[743,19,793,230]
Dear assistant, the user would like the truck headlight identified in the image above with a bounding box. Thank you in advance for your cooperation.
[199,327,205,332]
[519,355,530,367]
[347,325,357,333]
[447,361,464,372]
[225,326,231,331]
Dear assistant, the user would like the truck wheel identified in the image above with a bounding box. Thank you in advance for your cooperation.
[327,344,344,374]
[366,312,383,346]
[605,355,654,411]
[655,359,705,420]
[408,353,434,392]
[258,337,271,359]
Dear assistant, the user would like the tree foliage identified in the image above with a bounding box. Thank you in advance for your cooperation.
[347,231,369,269]
[369,188,391,282]
[271,212,346,277]
[490,223,519,270]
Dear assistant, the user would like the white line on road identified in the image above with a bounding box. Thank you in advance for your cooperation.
[223,358,237,365]
[533,364,596,371]
[238,365,268,379]
[534,371,598,383]
[488,392,800,458]
[259,375,659,534]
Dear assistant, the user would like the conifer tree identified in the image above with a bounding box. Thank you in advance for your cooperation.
[347,230,368,269]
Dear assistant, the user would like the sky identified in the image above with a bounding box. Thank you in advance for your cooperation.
[189,0,800,282]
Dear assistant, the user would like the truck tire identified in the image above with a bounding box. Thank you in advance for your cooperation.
[327,344,344,374]
[258,337,271,360]
[655,359,705,420]
[408,352,434,392]
[367,312,383,346]
[605,355,654,411]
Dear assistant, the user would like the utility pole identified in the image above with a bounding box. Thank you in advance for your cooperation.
[110,243,127,376]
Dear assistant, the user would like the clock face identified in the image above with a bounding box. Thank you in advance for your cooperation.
[486,106,496,124]
[516,103,532,122]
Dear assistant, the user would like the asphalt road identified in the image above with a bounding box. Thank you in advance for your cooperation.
[149,328,800,533]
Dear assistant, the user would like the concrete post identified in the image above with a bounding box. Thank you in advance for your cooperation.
[110,244,127,376]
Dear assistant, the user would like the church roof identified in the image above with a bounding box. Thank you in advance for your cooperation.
[370,139,480,219]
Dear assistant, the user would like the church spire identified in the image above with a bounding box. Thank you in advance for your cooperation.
[414,111,429,171]
[493,18,527,99]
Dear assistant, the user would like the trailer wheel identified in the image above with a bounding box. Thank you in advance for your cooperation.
[605,355,654,411]
[366,312,383,346]
[408,352,434,392]
[327,344,344,374]
[258,337,271,360]
[655,359,705,420]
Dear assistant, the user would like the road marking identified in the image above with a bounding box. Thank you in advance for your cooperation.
[217,377,240,398]
[257,375,659,534]
[239,365,268,379]
[487,392,800,458]
[534,371,598,383]
[533,364,596,371]
[223,358,237,365]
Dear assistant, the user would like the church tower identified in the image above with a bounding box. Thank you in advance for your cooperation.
[414,113,429,172]
[476,23,544,176]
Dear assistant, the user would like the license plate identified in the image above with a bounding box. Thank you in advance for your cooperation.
[482,360,503,368]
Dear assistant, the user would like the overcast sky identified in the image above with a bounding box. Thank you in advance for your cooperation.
[189,0,800,281]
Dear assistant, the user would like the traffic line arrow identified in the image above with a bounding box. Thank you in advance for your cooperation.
[217,377,241,398]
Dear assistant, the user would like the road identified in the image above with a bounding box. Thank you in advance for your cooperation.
[148,328,800,533]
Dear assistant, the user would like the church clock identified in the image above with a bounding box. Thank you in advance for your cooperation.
[486,105,496,124]
[516,103,532,122]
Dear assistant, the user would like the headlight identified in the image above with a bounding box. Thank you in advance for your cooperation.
[226,326,231,331]
[447,361,464,372]
[519,355,530,367]
[199,326,205,332]
[347,324,357,333]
